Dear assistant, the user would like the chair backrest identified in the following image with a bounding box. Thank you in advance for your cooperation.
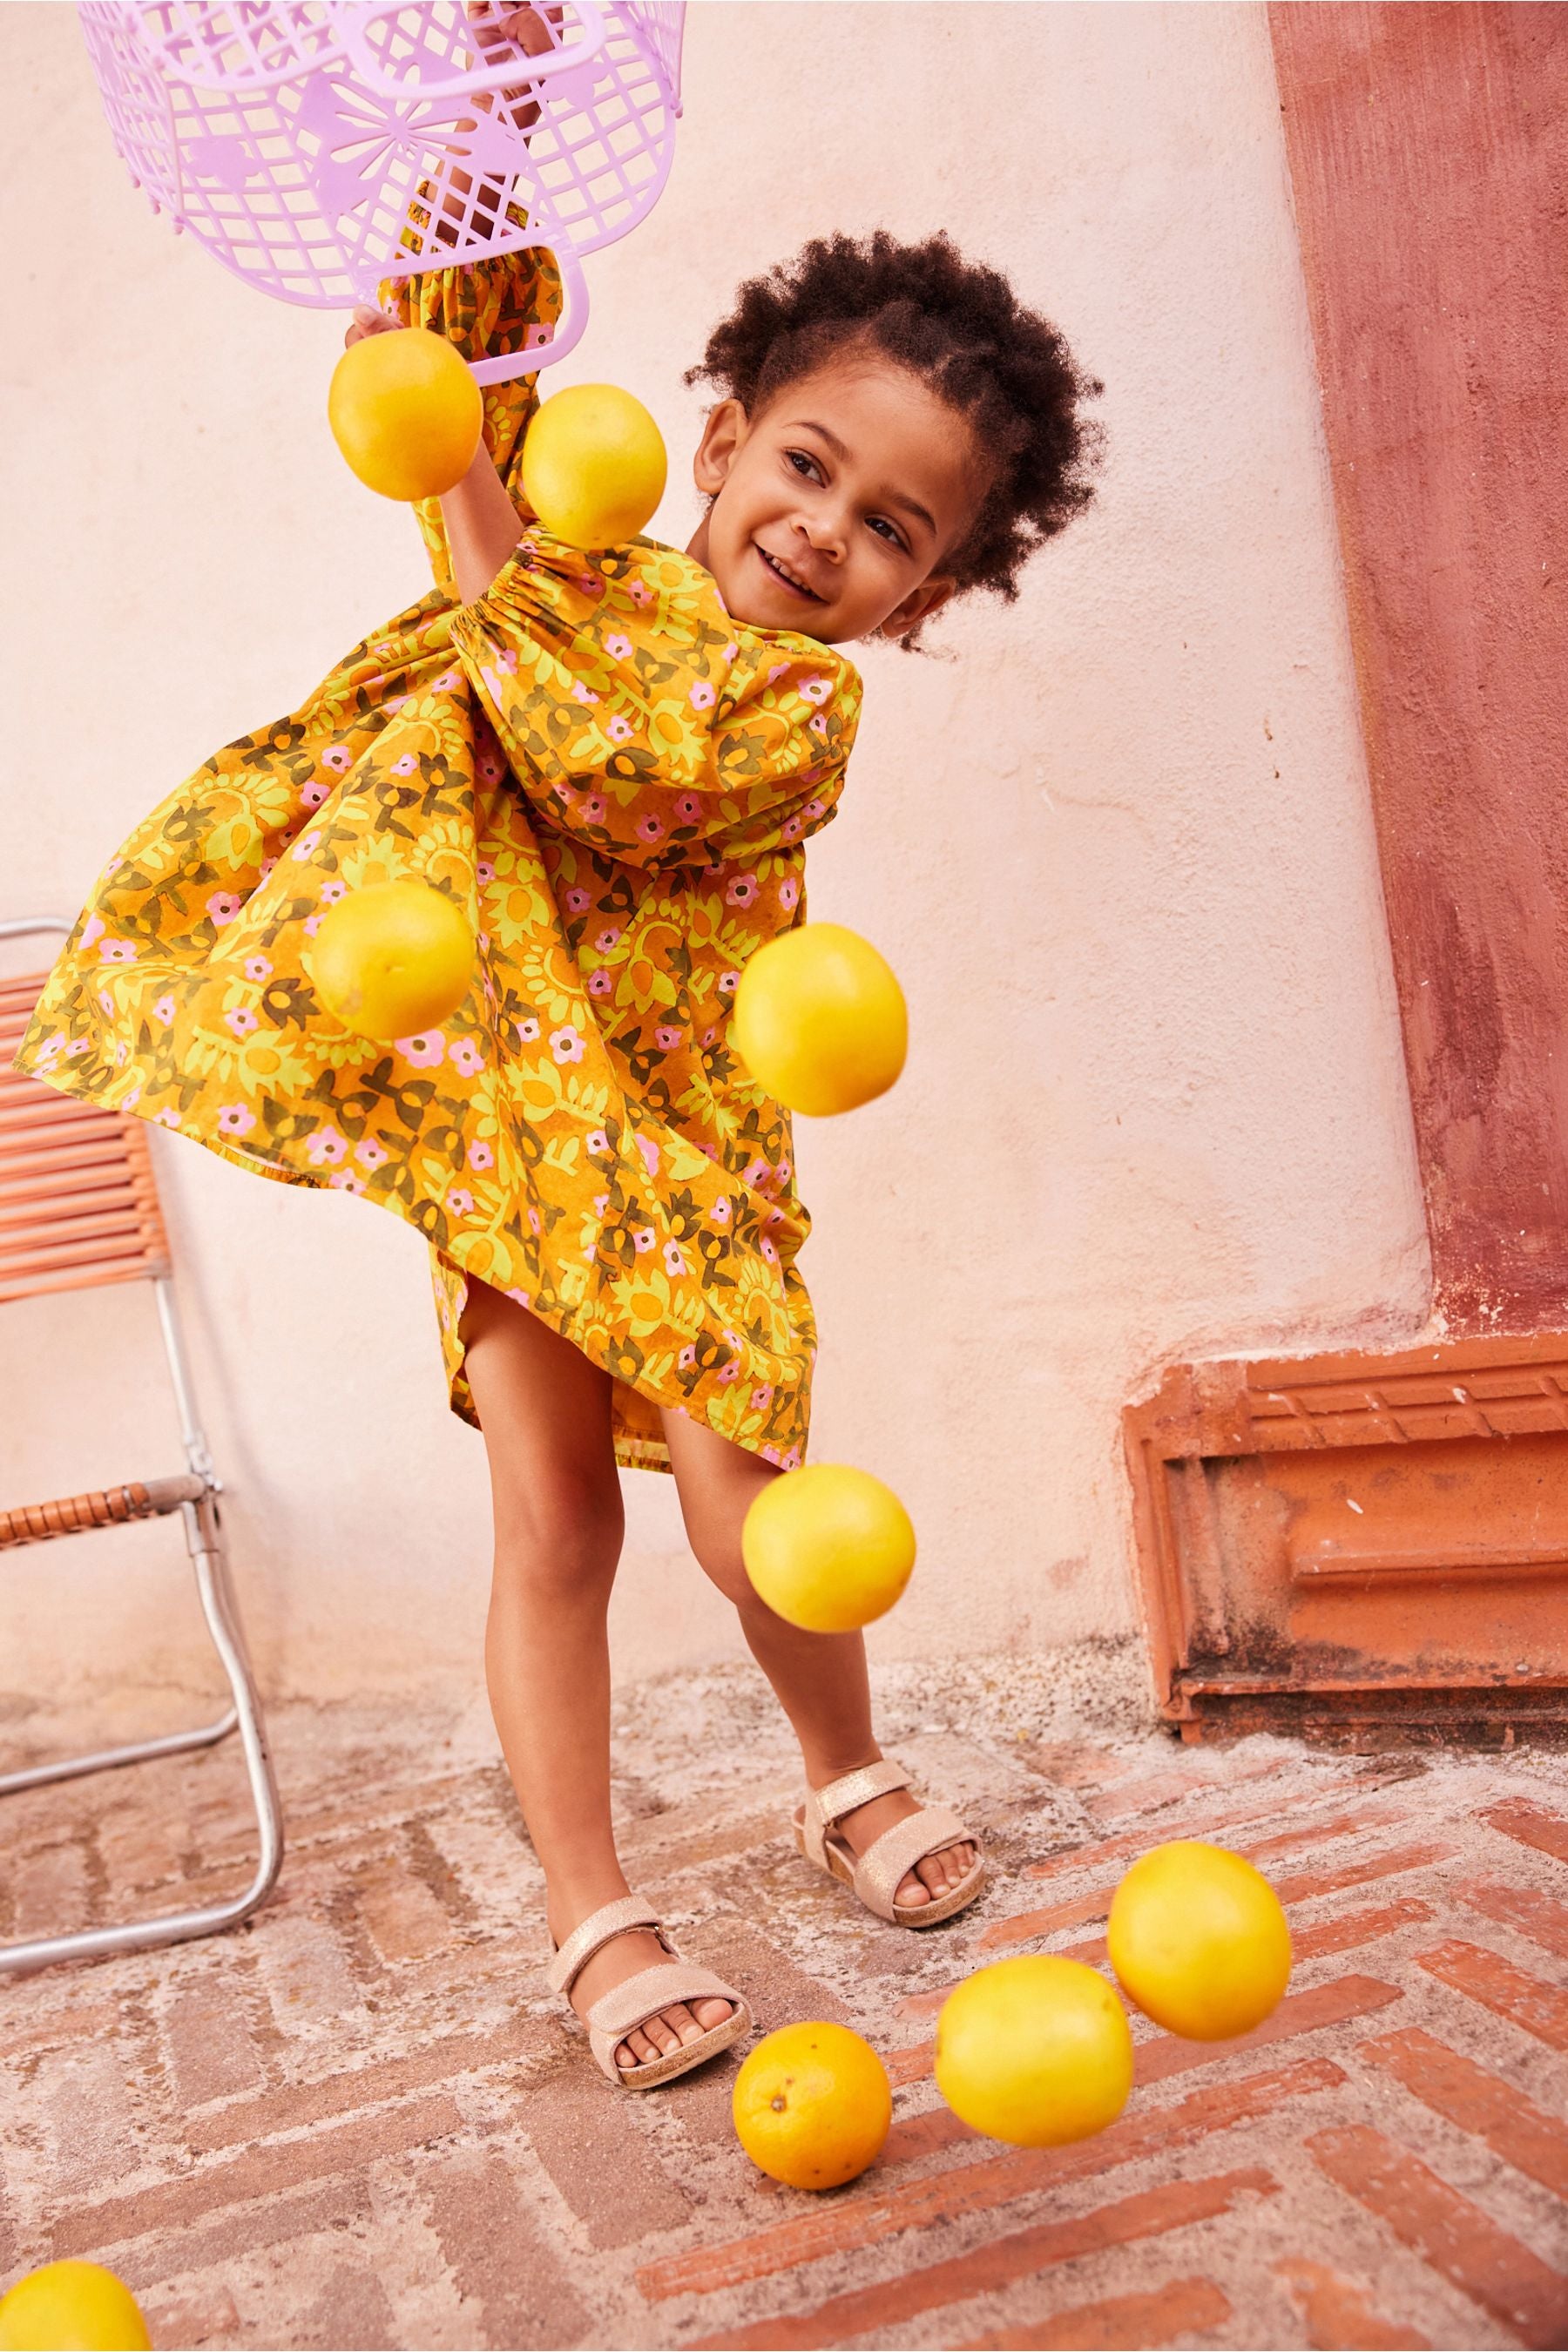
[0,972,172,1307]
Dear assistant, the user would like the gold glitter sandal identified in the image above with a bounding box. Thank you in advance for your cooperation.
[794,1761,985,1928]
[546,1895,751,2088]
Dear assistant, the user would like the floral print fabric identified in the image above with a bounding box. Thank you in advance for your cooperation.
[14,250,862,1473]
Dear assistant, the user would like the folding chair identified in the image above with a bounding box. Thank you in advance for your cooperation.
[0,916,283,1973]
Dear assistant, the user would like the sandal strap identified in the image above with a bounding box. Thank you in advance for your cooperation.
[851,1805,974,1922]
[808,1759,911,1835]
[583,1959,743,2048]
[546,1894,667,1996]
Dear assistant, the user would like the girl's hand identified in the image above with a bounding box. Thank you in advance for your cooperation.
[344,302,402,351]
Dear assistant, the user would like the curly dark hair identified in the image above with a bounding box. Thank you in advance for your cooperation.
[686,229,1105,638]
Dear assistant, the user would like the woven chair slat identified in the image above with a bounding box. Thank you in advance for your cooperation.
[0,1166,141,1209]
[0,1256,156,1307]
[0,1206,150,1255]
[0,1231,164,1283]
[0,1474,206,1550]
[0,1136,145,1186]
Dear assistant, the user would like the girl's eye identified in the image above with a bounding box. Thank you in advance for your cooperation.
[867,515,905,549]
[786,449,822,481]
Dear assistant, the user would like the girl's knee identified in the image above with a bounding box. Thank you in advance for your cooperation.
[493,1468,624,1598]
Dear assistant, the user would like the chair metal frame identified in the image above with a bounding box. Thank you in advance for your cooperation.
[1,916,283,1974]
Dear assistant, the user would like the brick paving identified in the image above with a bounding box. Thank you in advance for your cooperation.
[1,1664,1565,2349]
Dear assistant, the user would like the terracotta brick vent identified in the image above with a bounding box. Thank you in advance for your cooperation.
[2,1670,1565,2349]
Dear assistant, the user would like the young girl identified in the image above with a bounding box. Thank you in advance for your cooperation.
[17,203,1101,2088]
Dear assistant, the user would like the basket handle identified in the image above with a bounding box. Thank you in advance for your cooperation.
[328,0,610,103]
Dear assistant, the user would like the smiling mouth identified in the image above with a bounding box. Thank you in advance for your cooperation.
[755,544,824,602]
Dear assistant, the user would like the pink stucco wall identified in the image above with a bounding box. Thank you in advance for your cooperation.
[3,3,1429,1726]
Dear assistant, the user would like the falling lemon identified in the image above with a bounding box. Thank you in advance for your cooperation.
[742,1463,915,1632]
[521,382,667,546]
[935,1957,1134,2148]
[733,2022,892,2189]
[1106,1841,1293,2041]
[0,2261,151,2352]
[328,326,483,502]
[733,923,907,1117]
[312,880,476,1043]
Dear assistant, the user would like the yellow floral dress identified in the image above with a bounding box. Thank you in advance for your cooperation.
[15,250,862,1474]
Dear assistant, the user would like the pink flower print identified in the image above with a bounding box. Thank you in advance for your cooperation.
[398,1031,446,1066]
[636,814,664,844]
[702,1026,720,1048]
[375,641,397,659]
[259,857,277,881]
[674,794,701,824]
[743,1158,769,1188]
[751,1385,774,1413]
[605,715,633,745]
[586,1130,611,1156]
[551,1024,585,1064]
[449,1037,483,1078]
[587,969,612,997]
[689,680,717,711]
[217,1105,254,1138]
[468,1139,493,1171]
[506,1286,533,1307]
[300,778,329,810]
[605,633,633,659]
[306,1127,348,1166]
[663,1240,686,1277]
[578,574,598,595]
[719,970,740,996]
[782,1447,801,1470]
[303,914,325,937]
[321,745,352,773]
[389,753,418,777]
[726,873,759,908]
[99,938,138,963]
[654,1024,683,1051]
[571,679,599,705]
[528,1208,543,1236]
[679,1344,697,1369]
[594,927,622,953]
[564,888,591,915]
[628,577,652,605]
[226,1007,260,1038]
[517,1017,540,1044]
[778,877,800,913]
[710,1196,731,1226]
[582,794,606,822]
[245,955,273,983]
[292,831,321,862]
[81,914,105,952]
[761,1445,782,1466]
[446,1186,474,1217]
[760,1237,779,1264]
[154,1107,181,1128]
[97,987,114,1017]
[385,694,412,716]
[636,1133,659,1178]
[632,1227,655,1254]
[766,1205,786,1229]
[153,994,176,1024]
[355,1138,389,1169]
[592,1192,609,1214]
[800,675,833,704]
[717,1362,740,1385]
[767,664,789,686]
[725,641,739,663]
[328,1170,366,1194]
[206,891,244,926]
[121,1083,142,1112]
[809,713,828,738]
[67,1038,90,1058]
[781,816,803,841]
[319,877,348,904]
[476,858,496,884]
[479,756,502,784]
[775,1159,792,1187]
[433,667,460,691]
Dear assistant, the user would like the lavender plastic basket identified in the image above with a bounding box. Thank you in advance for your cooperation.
[77,1,686,378]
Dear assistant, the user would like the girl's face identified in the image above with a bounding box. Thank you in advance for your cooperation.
[686,357,983,645]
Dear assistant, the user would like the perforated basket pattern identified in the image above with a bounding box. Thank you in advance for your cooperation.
[77,0,686,375]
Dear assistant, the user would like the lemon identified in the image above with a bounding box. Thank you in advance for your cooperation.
[733,923,907,1117]
[733,2022,891,2189]
[0,2261,150,2351]
[1106,1841,1293,2042]
[312,880,476,1042]
[742,1463,915,1632]
[521,383,667,546]
[935,1957,1134,2147]
[328,326,483,502]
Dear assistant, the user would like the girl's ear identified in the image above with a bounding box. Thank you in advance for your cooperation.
[693,397,750,497]
[877,573,956,645]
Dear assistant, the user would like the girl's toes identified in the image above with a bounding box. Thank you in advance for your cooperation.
[665,2002,702,2046]
[693,1997,733,2031]
[897,1869,932,1907]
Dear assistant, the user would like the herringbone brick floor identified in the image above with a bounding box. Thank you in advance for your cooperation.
[2,1664,1565,2349]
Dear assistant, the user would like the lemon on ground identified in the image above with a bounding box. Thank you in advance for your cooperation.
[733,923,907,1117]
[742,1463,915,1632]
[0,2261,150,2352]
[328,326,483,502]
[935,1956,1134,2148]
[1106,1840,1292,2041]
[521,383,667,546]
[312,880,476,1043]
[733,2021,892,2189]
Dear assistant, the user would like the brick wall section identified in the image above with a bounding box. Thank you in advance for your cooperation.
[1,1687,1565,2348]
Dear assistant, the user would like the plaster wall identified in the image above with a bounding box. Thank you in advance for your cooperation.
[2,2,1429,1733]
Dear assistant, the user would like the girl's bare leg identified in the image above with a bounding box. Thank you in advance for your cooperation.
[461,1280,732,2070]
[659,1410,977,1904]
